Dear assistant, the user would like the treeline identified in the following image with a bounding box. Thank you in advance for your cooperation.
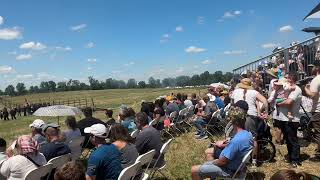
[0,71,233,96]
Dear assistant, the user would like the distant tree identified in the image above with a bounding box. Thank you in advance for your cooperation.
[57,82,67,91]
[79,82,89,90]
[48,81,57,92]
[148,77,157,88]
[5,85,15,96]
[16,83,27,95]
[88,76,101,90]
[138,81,146,88]
[40,81,50,92]
[162,78,176,87]
[176,76,191,87]
[190,74,201,86]
[127,79,137,88]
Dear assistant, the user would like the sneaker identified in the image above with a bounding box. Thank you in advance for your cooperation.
[194,132,200,135]
[289,162,301,168]
[197,135,208,140]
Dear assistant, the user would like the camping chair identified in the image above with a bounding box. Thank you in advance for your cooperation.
[68,136,84,160]
[25,163,53,180]
[177,108,192,130]
[0,160,6,180]
[186,105,195,120]
[168,111,183,134]
[223,103,231,117]
[47,153,71,169]
[150,138,174,178]
[216,149,253,180]
[204,109,224,137]
[118,161,141,180]
[135,149,156,180]
[131,129,140,139]
[149,119,156,126]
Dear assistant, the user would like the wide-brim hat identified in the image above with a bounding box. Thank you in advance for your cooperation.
[237,78,253,90]
[266,68,278,78]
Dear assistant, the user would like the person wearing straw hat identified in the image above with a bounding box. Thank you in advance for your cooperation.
[266,68,279,96]
[231,78,268,167]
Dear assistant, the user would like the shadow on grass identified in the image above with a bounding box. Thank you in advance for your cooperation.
[246,171,266,180]
[300,153,311,162]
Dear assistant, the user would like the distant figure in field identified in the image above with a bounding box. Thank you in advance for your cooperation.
[9,108,16,120]
[2,108,9,121]
[0,111,3,120]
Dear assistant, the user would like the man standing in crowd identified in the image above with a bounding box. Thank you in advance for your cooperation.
[77,107,105,149]
[84,124,122,180]
[135,112,164,168]
[39,123,71,161]
[305,61,320,157]
[2,108,9,121]
[275,73,302,168]
[9,108,16,120]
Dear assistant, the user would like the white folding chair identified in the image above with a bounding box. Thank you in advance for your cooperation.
[150,138,174,178]
[25,163,53,180]
[68,136,84,160]
[135,149,156,180]
[0,160,6,180]
[47,153,71,169]
[131,130,140,139]
[118,161,141,180]
[148,119,156,126]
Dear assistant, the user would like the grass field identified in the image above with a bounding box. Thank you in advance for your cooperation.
[1,88,320,179]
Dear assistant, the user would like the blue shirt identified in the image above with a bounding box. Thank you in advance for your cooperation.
[87,144,122,180]
[214,96,225,109]
[220,130,253,172]
[121,117,136,133]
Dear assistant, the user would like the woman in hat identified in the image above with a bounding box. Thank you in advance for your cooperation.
[1,135,47,179]
[231,78,268,166]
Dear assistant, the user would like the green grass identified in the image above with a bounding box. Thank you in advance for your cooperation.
[1,88,320,179]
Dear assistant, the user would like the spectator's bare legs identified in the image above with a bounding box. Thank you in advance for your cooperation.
[252,140,258,165]
[275,127,284,144]
[191,165,201,180]
[205,148,214,161]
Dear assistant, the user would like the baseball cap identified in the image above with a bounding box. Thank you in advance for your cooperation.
[84,124,108,138]
[42,123,60,132]
[29,119,45,129]
[234,100,249,112]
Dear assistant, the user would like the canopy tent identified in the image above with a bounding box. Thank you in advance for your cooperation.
[304,3,320,20]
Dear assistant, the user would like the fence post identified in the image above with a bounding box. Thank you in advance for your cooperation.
[85,98,88,107]
[67,99,70,106]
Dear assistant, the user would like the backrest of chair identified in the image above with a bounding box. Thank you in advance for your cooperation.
[68,136,84,160]
[179,108,188,116]
[231,149,252,179]
[25,163,53,180]
[187,105,195,116]
[135,149,156,168]
[160,138,173,154]
[118,161,141,180]
[47,153,71,169]
[149,119,156,126]
[0,160,5,180]
[224,103,231,112]
[130,130,139,139]
[169,111,177,119]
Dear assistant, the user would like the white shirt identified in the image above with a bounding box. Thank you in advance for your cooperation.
[0,153,47,180]
[272,86,302,122]
[310,75,320,112]
[231,89,259,116]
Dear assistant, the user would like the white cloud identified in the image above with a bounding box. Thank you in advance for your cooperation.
[0,28,22,40]
[86,42,94,48]
[16,54,32,60]
[87,58,97,63]
[87,67,92,71]
[175,26,183,32]
[70,24,87,31]
[111,70,122,74]
[197,16,205,24]
[219,10,242,21]
[162,34,169,38]
[223,12,235,18]
[185,46,207,53]
[261,43,281,49]
[176,67,184,73]
[160,34,170,43]
[16,74,33,79]
[193,65,199,69]
[20,41,46,50]
[234,10,242,15]
[36,72,55,80]
[0,16,3,25]
[8,51,17,55]
[0,66,14,74]
[160,39,168,43]
[223,50,246,55]
[279,25,293,33]
[55,46,72,51]
[202,59,212,65]
[124,62,135,66]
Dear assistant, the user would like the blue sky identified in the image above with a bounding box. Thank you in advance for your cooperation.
[0,0,319,89]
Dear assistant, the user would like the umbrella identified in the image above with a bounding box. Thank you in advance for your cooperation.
[33,105,82,124]
[302,27,320,36]
[209,82,230,89]
[304,3,320,20]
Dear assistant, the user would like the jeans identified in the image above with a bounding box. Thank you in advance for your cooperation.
[195,118,207,136]
[279,121,300,162]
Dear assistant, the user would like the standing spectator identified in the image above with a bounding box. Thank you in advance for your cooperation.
[77,107,105,149]
[1,135,47,179]
[29,119,47,146]
[0,111,3,120]
[84,124,122,180]
[17,105,21,117]
[275,73,302,168]
[119,105,136,133]
[105,109,116,126]
[9,108,16,120]
[135,112,164,167]
[0,138,6,162]
[62,116,82,143]
[109,124,139,168]
[23,105,27,116]
[2,108,9,121]
[305,61,320,157]
[54,161,86,180]
[39,123,71,161]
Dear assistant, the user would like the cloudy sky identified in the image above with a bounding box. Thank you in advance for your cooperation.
[0,0,319,89]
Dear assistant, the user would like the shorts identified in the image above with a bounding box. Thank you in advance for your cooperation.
[199,161,230,178]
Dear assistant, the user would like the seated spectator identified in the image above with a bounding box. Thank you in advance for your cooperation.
[165,97,180,116]
[0,138,6,162]
[153,107,165,130]
[77,107,105,149]
[62,116,82,143]
[135,112,164,167]
[109,124,139,168]
[184,94,193,108]
[105,109,116,126]
[119,105,136,133]
[141,102,154,120]
[84,124,122,180]
[270,169,318,180]
[54,161,86,180]
[29,119,47,146]
[191,108,253,179]
[191,93,198,105]
[39,123,71,161]
[1,135,47,179]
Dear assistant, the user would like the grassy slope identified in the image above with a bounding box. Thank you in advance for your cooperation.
[1,88,320,179]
